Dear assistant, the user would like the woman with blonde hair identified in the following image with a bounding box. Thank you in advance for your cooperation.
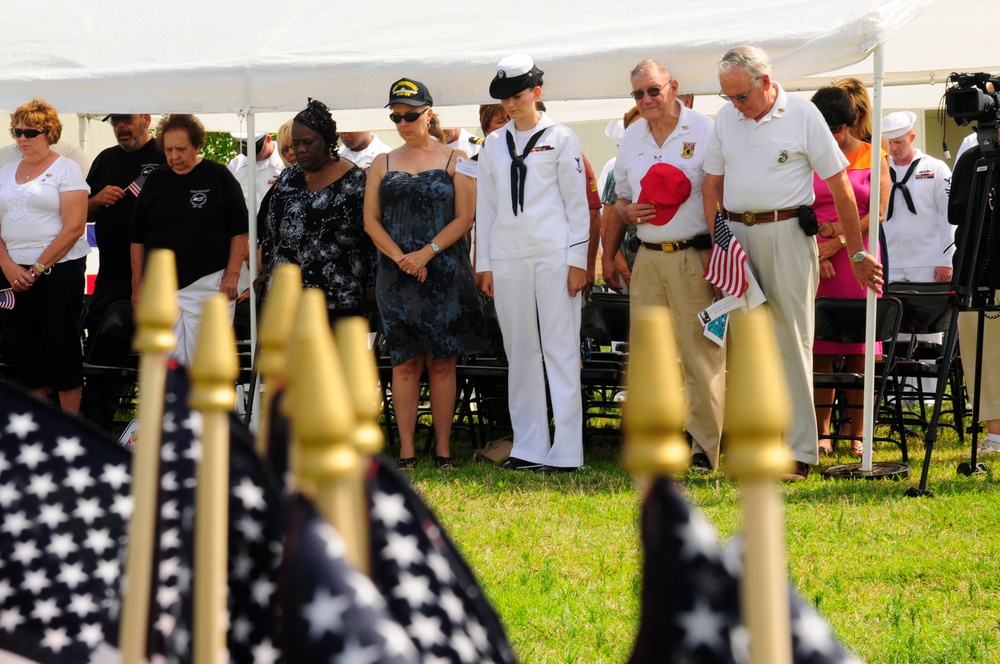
[0,98,90,413]
[276,119,296,167]
[364,78,484,469]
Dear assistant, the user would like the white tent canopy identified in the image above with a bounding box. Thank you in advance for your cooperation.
[1,0,939,116]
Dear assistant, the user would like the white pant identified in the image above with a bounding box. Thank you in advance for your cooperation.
[492,250,583,468]
[173,270,235,367]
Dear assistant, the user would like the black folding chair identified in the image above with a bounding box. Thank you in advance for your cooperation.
[813,296,907,461]
[884,282,965,437]
[580,293,629,444]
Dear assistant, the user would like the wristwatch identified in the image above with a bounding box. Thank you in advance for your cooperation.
[849,250,869,263]
[430,243,440,254]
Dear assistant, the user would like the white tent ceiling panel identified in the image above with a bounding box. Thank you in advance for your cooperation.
[0,0,934,114]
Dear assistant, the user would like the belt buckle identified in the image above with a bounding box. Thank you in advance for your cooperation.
[742,211,757,226]
[661,242,678,253]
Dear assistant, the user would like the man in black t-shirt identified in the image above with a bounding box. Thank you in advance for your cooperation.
[86,114,166,333]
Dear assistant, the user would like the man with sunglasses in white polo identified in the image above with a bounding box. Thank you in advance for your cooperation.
[702,45,883,481]
[603,58,723,473]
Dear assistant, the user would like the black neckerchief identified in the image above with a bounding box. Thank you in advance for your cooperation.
[506,127,547,216]
[886,157,922,220]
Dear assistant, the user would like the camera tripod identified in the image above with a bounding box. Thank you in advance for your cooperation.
[908,145,998,496]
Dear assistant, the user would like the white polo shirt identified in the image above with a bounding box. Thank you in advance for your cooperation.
[704,83,847,212]
[476,113,590,271]
[227,148,284,209]
[614,101,713,242]
[338,135,391,170]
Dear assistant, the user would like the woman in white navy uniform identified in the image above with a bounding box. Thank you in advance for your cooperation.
[476,54,590,473]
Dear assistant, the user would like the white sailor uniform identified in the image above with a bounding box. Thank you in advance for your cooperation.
[476,113,590,468]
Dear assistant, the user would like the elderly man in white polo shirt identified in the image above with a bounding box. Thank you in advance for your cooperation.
[603,58,724,473]
[702,45,883,480]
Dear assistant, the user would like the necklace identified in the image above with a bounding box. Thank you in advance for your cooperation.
[21,153,53,182]
[304,159,332,182]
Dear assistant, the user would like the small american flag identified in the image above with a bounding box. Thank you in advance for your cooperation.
[126,174,146,198]
[703,206,749,298]
[0,288,13,310]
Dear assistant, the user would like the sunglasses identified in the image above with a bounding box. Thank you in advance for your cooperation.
[12,128,45,139]
[108,115,134,125]
[389,108,429,124]
[719,87,754,103]
[630,85,667,101]
[828,124,848,134]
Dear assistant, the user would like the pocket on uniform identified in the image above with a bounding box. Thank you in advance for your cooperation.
[768,140,802,171]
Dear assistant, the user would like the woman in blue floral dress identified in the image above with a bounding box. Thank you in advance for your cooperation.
[364,78,485,469]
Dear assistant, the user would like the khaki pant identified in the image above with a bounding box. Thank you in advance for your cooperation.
[630,245,726,467]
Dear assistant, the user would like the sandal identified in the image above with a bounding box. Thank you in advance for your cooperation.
[851,441,864,458]
[435,456,457,470]
[397,457,416,470]
[818,442,834,457]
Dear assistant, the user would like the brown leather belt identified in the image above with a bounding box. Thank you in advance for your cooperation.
[640,238,697,253]
[726,207,799,226]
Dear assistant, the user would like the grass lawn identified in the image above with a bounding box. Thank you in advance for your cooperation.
[400,424,1000,663]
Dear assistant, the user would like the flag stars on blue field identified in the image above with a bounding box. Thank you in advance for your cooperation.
[303,586,353,638]
[5,412,39,439]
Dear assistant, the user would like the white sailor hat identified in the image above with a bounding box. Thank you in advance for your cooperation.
[604,119,625,145]
[229,131,267,141]
[490,54,544,100]
[881,111,916,140]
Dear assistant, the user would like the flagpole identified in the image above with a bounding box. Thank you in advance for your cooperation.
[727,307,793,664]
[287,290,367,572]
[862,46,886,473]
[254,263,301,457]
[120,249,177,663]
[245,112,261,435]
[190,295,238,664]
[621,307,689,491]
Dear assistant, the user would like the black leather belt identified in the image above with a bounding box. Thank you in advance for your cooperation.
[726,207,799,225]
[640,234,711,253]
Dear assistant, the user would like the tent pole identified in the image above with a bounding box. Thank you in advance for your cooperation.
[246,112,261,433]
[862,46,885,472]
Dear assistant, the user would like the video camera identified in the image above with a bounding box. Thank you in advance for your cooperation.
[945,72,1000,156]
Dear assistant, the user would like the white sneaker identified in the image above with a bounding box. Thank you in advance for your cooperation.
[962,440,1000,459]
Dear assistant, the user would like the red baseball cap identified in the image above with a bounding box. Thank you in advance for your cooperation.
[637,163,692,226]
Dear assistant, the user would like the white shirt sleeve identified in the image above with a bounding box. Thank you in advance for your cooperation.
[475,142,499,273]
[556,130,590,269]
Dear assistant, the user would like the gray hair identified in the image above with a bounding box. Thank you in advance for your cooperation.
[630,59,671,81]
[718,46,772,84]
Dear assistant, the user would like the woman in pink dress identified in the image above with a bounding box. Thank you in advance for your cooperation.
[811,86,890,455]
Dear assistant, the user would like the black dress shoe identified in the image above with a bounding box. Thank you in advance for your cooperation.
[540,465,580,475]
[690,453,713,474]
[500,457,543,471]
[781,461,812,482]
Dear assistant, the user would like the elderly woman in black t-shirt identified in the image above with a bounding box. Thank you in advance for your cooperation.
[129,114,248,366]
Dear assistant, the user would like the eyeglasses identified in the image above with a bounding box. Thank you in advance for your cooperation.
[719,87,755,103]
[630,83,670,101]
[389,108,429,124]
[11,128,45,139]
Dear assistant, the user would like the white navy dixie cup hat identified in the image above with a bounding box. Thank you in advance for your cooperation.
[881,111,916,140]
[490,54,544,100]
